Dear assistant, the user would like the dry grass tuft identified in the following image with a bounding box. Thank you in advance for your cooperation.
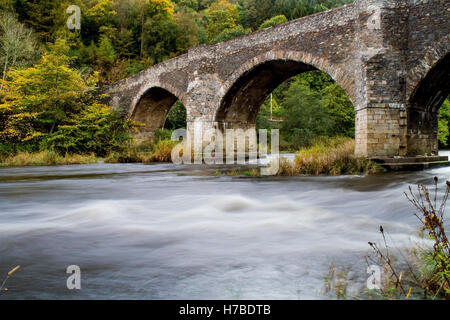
[0,151,98,167]
[277,137,383,176]
[1,265,21,292]
[364,179,449,300]
[104,139,179,163]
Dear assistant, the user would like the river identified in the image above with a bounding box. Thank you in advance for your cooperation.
[0,152,449,299]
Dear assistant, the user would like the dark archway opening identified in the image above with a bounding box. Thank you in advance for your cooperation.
[408,53,450,155]
[217,60,315,130]
[131,87,186,139]
[216,60,355,151]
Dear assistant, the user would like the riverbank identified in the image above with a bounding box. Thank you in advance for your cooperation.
[105,136,385,177]
[0,151,99,167]
[0,139,178,167]
[0,138,409,177]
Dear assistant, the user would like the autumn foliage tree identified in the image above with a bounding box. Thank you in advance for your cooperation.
[205,0,239,43]
[0,38,131,155]
[5,0,442,156]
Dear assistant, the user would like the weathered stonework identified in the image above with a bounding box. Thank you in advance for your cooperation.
[104,0,450,158]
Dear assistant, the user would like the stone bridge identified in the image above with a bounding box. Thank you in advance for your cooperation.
[104,0,449,158]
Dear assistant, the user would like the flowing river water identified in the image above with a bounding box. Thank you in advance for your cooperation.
[0,152,449,299]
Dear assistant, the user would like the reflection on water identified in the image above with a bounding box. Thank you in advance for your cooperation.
[0,152,449,299]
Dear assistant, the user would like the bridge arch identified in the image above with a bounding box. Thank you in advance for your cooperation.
[407,50,450,154]
[215,50,355,130]
[130,84,187,139]
[406,39,450,101]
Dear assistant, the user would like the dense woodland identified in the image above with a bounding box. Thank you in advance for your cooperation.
[0,0,448,158]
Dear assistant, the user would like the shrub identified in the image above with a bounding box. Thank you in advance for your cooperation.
[154,129,173,142]
[363,179,450,300]
[149,139,178,162]
[0,38,133,157]
[42,106,133,157]
[258,15,288,30]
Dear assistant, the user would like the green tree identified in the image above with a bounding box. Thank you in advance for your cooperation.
[321,83,354,137]
[438,98,450,148]
[143,14,178,63]
[174,12,200,53]
[176,0,199,11]
[0,39,85,148]
[237,0,351,30]
[96,34,116,82]
[84,0,118,40]
[284,71,354,138]
[164,101,187,129]
[256,94,282,130]
[212,25,250,43]
[137,0,178,63]
[43,103,131,156]
[23,0,73,41]
[0,38,131,155]
[281,78,332,148]
[114,27,135,58]
[237,0,274,30]
[0,0,14,12]
[205,0,239,43]
[258,14,287,30]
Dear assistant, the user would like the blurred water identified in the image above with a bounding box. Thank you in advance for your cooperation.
[0,152,449,299]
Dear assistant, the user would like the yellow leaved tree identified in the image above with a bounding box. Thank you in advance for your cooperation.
[0,38,132,156]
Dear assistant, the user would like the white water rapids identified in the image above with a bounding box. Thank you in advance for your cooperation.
[0,152,449,299]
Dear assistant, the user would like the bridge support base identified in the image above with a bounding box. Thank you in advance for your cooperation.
[355,105,408,158]
[371,155,449,171]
